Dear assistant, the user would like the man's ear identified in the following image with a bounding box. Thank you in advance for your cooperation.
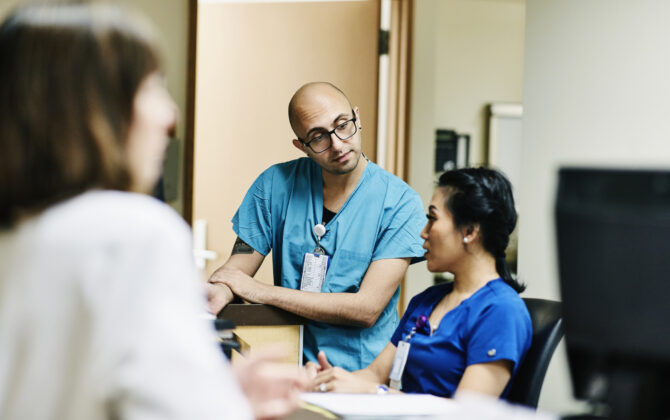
[353,106,362,129]
[292,139,307,154]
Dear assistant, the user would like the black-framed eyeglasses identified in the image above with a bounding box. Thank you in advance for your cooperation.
[299,109,358,154]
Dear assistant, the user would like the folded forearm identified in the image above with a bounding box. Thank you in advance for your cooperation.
[259,286,380,327]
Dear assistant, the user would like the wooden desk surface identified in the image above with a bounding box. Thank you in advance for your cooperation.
[217,303,308,326]
[282,407,333,420]
[218,304,308,365]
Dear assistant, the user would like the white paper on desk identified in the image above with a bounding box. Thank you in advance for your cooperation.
[301,393,461,417]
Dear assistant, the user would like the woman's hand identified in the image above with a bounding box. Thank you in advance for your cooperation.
[313,367,379,393]
[304,361,320,382]
[305,350,331,387]
[311,351,378,394]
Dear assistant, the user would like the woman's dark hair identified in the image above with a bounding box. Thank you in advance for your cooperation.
[0,3,161,228]
[438,167,525,293]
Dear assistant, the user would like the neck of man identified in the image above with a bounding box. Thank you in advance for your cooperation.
[321,154,368,212]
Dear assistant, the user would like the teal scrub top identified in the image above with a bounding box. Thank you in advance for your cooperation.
[232,157,426,371]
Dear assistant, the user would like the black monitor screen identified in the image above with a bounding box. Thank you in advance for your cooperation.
[555,167,670,417]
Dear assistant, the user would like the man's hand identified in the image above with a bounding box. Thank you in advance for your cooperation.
[206,238,267,314]
[205,282,234,315]
[234,348,310,420]
[210,267,268,304]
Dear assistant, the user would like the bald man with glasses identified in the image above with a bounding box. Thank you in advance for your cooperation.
[206,82,426,371]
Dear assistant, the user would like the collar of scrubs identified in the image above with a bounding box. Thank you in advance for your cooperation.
[310,159,375,228]
[421,278,504,335]
[322,206,337,225]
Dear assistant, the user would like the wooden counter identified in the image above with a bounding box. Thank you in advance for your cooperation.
[218,304,308,365]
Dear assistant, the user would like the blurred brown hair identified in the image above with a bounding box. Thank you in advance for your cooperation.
[0,2,162,227]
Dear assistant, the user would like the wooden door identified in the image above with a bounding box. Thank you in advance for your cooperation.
[192,0,380,284]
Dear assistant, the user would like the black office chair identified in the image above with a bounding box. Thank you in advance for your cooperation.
[507,298,564,409]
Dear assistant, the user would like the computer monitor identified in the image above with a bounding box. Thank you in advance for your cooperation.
[555,168,670,419]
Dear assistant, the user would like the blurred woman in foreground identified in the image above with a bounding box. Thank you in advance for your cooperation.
[0,3,305,419]
[311,167,532,399]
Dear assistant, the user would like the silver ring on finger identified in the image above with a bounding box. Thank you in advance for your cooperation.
[319,382,327,393]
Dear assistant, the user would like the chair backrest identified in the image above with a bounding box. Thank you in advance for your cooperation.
[507,298,564,408]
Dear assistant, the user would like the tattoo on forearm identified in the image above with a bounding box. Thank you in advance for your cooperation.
[232,237,253,255]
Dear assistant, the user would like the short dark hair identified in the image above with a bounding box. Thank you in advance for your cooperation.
[0,3,161,227]
[438,167,526,293]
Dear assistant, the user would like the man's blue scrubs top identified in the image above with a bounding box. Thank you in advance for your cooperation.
[390,278,532,398]
[232,157,426,371]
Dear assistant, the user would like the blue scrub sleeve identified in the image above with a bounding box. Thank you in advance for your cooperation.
[372,189,426,261]
[465,300,530,370]
[231,169,274,256]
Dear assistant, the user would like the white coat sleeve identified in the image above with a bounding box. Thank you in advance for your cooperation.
[92,210,253,420]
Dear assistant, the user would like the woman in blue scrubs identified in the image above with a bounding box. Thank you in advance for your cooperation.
[311,167,532,399]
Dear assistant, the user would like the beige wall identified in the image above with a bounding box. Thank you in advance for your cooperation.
[192,1,380,280]
[406,0,525,322]
[1,0,189,214]
[407,0,584,415]
[121,0,189,214]
[407,0,582,414]
[0,0,20,18]
[433,0,525,167]
[520,0,670,414]
[403,0,437,304]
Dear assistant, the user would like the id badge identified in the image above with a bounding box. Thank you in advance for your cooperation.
[299,252,329,292]
[389,340,411,390]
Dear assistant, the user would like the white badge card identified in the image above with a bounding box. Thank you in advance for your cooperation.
[300,252,329,292]
[389,340,411,390]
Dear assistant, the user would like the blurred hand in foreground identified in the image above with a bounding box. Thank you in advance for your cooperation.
[234,346,310,420]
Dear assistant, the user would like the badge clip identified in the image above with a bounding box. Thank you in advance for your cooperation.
[313,223,326,255]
